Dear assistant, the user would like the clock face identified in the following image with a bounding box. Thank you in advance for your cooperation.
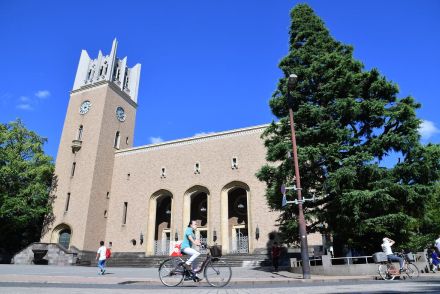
[116,106,126,122]
[79,101,91,114]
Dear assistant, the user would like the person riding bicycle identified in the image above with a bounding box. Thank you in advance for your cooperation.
[181,220,202,280]
[381,237,405,272]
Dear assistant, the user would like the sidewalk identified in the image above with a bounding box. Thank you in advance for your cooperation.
[0,264,437,285]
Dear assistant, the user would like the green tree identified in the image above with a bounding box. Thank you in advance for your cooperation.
[257,4,440,254]
[0,119,55,257]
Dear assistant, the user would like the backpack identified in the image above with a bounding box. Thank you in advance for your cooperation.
[170,242,182,257]
[105,248,112,259]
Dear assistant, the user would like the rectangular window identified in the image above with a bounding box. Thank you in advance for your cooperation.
[122,202,128,224]
[65,193,71,212]
[106,192,110,199]
[114,131,120,149]
[71,162,76,177]
[77,125,83,141]
[232,157,238,169]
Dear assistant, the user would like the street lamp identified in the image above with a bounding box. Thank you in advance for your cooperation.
[287,73,311,279]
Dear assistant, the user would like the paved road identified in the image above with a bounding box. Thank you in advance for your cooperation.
[1,280,440,293]
[1,264,439,293]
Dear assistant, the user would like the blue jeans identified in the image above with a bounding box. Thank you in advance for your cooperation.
[98,259,106,272]
[387,254,404,269]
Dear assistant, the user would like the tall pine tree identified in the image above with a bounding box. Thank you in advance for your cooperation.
[257,4,440,254]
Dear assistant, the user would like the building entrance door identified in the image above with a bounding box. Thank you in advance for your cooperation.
[155,229,170,255]
[231,225,248,253]
[196,228,208,253]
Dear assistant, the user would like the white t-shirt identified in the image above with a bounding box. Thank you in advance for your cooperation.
[435,238,440,252]
[97,246,107,261]
[381,241,393,255]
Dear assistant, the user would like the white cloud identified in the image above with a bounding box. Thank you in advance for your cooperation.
[16,103,33,111]
[194,131,215,137]
[19,96,30,102]
[419,120,440,140]
[149,136,164,144]
[35,90,51,98]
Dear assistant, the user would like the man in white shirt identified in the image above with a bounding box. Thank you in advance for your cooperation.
[435,236,440,253]
[382,237,404,271]
[96,241,107,275]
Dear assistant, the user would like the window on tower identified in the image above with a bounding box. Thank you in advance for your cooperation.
[71,162,76,177]
[114,131,120,149]
[194,162,200,174]
[65,193,71,212]
[77,125,83,141]
[122,202,128,225]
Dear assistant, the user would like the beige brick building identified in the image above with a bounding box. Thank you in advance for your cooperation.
[40,40,322,257]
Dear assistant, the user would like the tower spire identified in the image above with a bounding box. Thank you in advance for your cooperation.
[72,39,141,103]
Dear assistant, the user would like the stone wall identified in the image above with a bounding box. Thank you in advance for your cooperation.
[13,243,78,266]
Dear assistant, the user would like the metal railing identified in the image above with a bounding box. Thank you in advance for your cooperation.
[299,253,425,267]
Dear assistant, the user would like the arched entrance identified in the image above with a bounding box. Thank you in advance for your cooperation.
[183,186,210,250]
[221,182,251,254]
[147,190,174,255]
[191,192,208,246]
[50,223,72,249]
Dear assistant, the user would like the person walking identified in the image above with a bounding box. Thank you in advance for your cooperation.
[96,241,107,275]
[431,247,440,273]
[271,242,281,271]
[435,235,440,253]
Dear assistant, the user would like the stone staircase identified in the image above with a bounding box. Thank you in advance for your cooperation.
[100,252,270,268]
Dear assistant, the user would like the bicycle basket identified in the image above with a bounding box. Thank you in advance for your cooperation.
[209,245,222,257]
[405,253,415,262]
[372,252,387,263]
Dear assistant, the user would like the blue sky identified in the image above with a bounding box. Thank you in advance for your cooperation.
[0,0,439,161]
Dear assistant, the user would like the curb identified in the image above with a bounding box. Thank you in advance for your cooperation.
[1,274,438,286]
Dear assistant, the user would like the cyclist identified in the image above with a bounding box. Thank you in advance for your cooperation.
[381,237,405,272]
[181,220,202,281]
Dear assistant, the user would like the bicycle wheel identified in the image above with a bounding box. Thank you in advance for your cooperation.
[378,264,395,280]
[158,258,184,287]
[405,263,420,279]
[204,259,232,287]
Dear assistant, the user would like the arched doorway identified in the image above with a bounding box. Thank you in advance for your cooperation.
[147,190,174,256]
[50,223,72,249]
[59,229,71,249]
[228,188,248,253]
[183,186,210,250]
[191,192,208,247]
[221,182,251,254]
[154,195,172,255]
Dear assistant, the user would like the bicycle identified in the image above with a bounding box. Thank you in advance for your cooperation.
[377,252,420,280]
[158,243,232,287]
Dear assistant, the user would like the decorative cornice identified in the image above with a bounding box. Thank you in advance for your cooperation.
[70,81,138,108]
[115,124,269,157]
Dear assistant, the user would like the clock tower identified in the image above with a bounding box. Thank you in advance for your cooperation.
[41,39,141,252]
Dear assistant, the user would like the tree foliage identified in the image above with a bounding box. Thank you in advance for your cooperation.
[257,4,440,254]
[0,119,55,256]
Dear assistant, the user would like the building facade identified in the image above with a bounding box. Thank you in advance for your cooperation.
[41,40,321,256]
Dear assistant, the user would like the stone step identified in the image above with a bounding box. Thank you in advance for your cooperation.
[105,259,268,268]
[80,252,271,268]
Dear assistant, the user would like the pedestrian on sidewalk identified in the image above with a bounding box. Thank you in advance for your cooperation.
[431,247,440,273]
[271,242,281,271]
[435,235,440,253]
[96,241,107,275]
